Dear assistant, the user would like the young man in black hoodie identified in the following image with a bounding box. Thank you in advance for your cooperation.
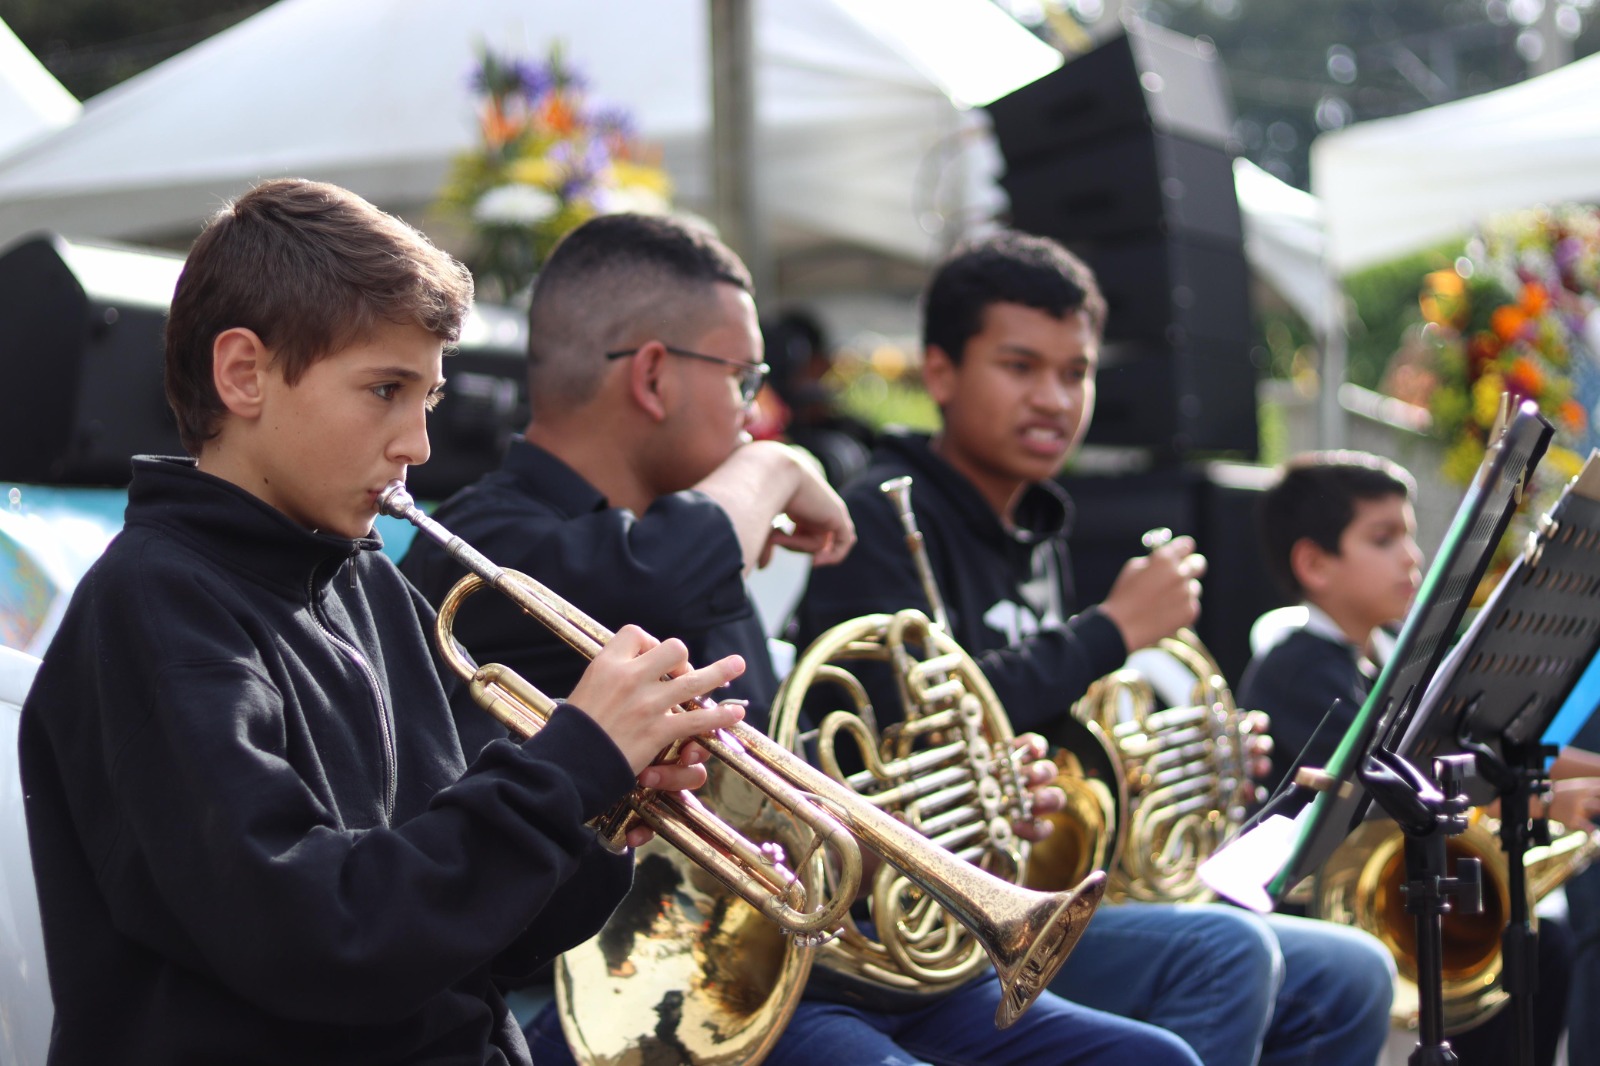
[795,232,1397,1066]
[18,178,746,1065]
[402,212,1203,1065]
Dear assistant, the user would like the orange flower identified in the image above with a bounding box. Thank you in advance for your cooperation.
[1420,270,1467,327]
[480,103,523,151]
[1562,399,1588,434]
[1506,355,1545,398]
[1491,304,1528,341]
[1520,282,1549,316]
[539,95,578,136]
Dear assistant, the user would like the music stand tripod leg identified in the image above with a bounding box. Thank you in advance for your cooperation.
[1361,751,1483,1066]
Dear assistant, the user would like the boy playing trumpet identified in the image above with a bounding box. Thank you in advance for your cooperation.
[18,178,745,1065]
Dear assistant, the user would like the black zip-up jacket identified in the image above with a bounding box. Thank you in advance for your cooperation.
[19,457,635,1065]
[794,431,1126,732]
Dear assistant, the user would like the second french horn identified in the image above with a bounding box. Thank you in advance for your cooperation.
[767,476,1118,998]
[1060,630,1258,903]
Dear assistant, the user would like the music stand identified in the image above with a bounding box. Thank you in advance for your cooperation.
[1392,449,1600,1066]
[1200,401,1553,916]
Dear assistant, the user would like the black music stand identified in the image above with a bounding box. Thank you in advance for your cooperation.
[1200,401,1553,915]
[1393,448,1600,1066]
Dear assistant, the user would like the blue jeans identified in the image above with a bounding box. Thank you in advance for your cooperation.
[526,975,1199,1066]
[1048,904,1395,1066]
[1567,863,1600,1065]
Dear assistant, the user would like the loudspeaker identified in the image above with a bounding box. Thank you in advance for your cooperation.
[0,234,529,498]
[0,234,184,485]
[987,24,1259,460]
[1060,462,1289,688]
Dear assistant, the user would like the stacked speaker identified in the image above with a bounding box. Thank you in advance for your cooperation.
[0,233,529,498]
[987,23,1259,460]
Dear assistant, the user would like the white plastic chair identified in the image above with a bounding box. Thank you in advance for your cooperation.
[0,645,50,1065]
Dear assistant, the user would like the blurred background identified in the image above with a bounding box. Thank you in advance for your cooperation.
[2,0,1599,676]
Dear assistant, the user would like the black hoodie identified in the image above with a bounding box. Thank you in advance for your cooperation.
[19,457,635,1065]
[794,431,1126,731]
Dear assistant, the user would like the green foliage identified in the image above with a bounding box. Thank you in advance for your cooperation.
[1341,241,1460,389]
[834,375,940,434]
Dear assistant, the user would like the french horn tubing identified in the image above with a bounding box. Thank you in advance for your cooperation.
[1054,630,1257,903]
[767,476,1112,999]
[378,481,1105,1044]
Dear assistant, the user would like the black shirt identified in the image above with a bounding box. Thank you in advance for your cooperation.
[400,437,778,725]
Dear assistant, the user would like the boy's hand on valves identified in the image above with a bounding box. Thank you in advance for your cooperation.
[1011,733,1066,843]
[1100,534,1206,652]
[569,624,746,776]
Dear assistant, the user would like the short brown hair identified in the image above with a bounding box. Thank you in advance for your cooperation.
[164,178,475,453]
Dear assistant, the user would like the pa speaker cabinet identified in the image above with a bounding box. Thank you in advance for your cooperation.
[1001,130,1243,247]
[988,24,1258,460]
[987,22,1234,162]
[0,234,185,485]
[1059,462,1288,687]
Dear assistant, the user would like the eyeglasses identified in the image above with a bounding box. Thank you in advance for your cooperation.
[605,345,770,405]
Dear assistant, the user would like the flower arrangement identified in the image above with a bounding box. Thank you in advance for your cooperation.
[437,43,673,303]
[1389,204,1600,491]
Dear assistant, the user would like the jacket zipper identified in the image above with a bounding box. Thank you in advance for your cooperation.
[307,566,398,820]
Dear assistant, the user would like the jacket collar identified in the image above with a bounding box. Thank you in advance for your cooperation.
[500,437,608,517]
[123,455,382,597]
[874,430,1075,548]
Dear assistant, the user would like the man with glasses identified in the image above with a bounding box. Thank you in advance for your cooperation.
[400,211,1203,1066]
[400,211,851,713]
[604,343,770,405]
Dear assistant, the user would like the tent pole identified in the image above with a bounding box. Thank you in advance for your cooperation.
[709,0,772,298]
[1317,264,1348,449]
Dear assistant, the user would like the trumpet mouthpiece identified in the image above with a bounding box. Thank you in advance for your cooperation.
[378,480,415,518]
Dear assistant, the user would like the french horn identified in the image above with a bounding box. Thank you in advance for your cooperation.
[1311,810,1598,1033]
[379,481,1106,1066]
[766,476,1117,997]
[1045,629,1257,903]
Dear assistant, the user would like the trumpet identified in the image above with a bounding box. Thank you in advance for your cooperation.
[378,481,1105,1031]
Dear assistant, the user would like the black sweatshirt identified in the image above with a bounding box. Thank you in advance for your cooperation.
[794,431,1127,732]
[19,457,635,1065]
[400,437,776,726]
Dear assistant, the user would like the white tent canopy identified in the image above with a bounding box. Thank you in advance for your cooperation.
[0,0,1061,264]
[0,19,78,160]
[1234,157,1332,331]
[1312,50,1600,273]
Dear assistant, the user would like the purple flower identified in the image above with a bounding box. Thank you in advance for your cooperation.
[593,106,636,139]
[514,60,555,101]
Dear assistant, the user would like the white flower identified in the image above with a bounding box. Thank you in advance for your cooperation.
[473,184,559,225]
[591,184,671,217]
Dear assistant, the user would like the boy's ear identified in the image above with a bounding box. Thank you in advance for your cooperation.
[212,327,272,419]
[624,341,671,422]
[1290,536,1335,595]
[923,345,959,407]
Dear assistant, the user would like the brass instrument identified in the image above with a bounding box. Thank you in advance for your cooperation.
[766,476,1113,997]
[378,481,1105,1061]
[1056,630,1256,903]
[1312,811,1599,1032]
